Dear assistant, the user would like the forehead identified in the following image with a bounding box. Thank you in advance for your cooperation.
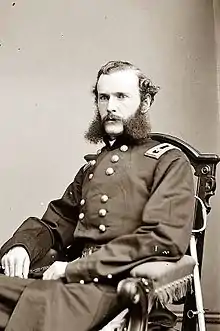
[97,70,139,94]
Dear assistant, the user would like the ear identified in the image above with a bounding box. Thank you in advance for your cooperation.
[140,94,152,114]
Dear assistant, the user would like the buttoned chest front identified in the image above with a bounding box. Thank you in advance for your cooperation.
[75,144,157,239]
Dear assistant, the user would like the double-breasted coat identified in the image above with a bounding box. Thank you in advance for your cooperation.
[0,137,195,331]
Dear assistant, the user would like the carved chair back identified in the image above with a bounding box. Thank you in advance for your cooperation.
[149,133,220,330]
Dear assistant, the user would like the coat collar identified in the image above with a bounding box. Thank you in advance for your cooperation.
[103,135,150,150]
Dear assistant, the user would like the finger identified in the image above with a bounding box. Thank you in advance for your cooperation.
[22,256,30,279]
[8,256,15,277]
[4,256,13,277]
[1,256,6,270]
[42,267,49,280]
[14,258,23,278]
[4,257,10,276]
[42,271,48,280]
[43,270,51,280]
[43,266,54,280]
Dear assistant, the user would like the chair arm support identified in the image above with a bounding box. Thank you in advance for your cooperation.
[118,255,196,308]
[117,278,151,331]
[117,277,153,306]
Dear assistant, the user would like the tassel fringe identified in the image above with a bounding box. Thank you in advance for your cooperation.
[154,274,193,305]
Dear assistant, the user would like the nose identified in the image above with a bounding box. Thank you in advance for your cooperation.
[107,96,117,113]
[107,108,116,114]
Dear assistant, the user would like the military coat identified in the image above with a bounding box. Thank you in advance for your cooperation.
[0,137,195,285]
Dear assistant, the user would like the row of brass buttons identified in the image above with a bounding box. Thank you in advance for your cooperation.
[79,273,113,284]
[79,145,129,232]
[78,146,129,283]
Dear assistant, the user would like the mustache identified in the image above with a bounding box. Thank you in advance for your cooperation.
[85,105,151,144]
[103,114,122,123]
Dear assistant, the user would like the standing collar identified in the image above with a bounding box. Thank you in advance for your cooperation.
[103,135,150,150]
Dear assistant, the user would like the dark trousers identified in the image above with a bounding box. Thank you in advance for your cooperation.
[0,275,121,331]
[0,274,177,331]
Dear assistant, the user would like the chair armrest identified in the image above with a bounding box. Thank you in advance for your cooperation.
[118,255,196,307]
[130,255,195,289]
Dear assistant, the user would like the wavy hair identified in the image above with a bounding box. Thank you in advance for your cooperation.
[92,60,160,105]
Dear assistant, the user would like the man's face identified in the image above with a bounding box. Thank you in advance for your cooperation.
[97,70,141,137]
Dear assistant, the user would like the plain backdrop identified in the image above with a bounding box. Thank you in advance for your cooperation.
[0,0,219,326]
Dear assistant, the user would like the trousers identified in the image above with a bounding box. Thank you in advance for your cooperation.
[0,274,177,331]
[0,274,121,331]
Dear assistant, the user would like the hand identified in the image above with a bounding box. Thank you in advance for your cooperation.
[42,261,68,280]
[1,246,30,278]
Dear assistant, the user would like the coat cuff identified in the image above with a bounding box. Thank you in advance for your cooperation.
[65,258,93,283]
[0,220,54,264]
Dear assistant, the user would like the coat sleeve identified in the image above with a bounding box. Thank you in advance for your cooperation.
[0,167,84,264]
[65,150,195,283]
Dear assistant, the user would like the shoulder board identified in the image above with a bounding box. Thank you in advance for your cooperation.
[84,154,98,162]
[144,143,180,160]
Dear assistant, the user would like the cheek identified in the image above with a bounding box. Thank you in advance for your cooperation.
[122,100,140,119]
[97,103,106,119]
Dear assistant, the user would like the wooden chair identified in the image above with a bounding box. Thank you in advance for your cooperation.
[115,132,220,331]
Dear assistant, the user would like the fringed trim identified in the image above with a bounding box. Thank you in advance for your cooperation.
[154,274,193,305]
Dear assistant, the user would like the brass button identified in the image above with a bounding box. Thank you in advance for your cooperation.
[111,155,119,163]
[79,213,84,220]
[97,149,102,155]
[120,145,128,152]
[79,279,85,284]
[99,209,107,217]
[99,224,106,232]
[80,199,85,206]
[90,160,96,166]
[88,173,94,180]
[93,277,99,283]
[100,195,108,203]
[105,167,114,176]
[107,274,112,279]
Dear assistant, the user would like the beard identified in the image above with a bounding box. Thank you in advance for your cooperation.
[84,103,152,144]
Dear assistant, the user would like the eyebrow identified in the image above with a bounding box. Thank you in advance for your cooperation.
[98,92,130,96]
[115,92,129,95]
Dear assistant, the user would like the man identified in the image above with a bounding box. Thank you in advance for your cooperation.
[0,61,194,331]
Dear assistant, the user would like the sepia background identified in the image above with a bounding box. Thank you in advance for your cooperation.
[0,0,219,329]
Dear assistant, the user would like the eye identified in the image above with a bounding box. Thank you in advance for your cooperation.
[117,93,127,99]
[99,94,109,101]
